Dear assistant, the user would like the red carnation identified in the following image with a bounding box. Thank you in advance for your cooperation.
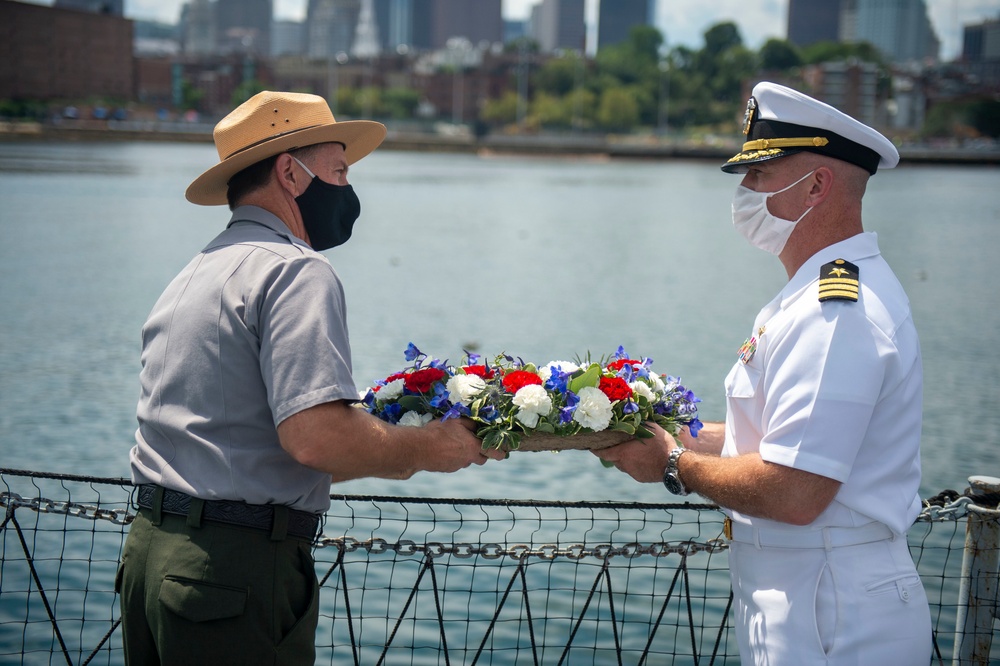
[463,365,495,379]
[502,370,543,393]
[599,376,633,402]
[606,359,642,372]
[374,372,407,392]
[404,367,447,393]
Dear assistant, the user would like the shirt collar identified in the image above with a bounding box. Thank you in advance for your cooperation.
[779,232,880,307]
[226,205,310,248]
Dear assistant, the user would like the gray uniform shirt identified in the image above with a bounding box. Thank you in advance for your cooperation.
[130,206,358,513]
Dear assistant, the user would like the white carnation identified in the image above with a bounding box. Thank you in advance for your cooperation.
[512,384,553,428]
[398,411,433,427]
[379,379,404,400]
[629,380,655,402]
[573,386,613,431]
[446,374,487,406]
[538,361,580,383]
[648,373,666,393]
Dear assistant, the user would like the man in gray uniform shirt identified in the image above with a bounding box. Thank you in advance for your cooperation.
[117,91,504,665]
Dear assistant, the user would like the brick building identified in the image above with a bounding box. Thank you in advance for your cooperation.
[0,0,134,102]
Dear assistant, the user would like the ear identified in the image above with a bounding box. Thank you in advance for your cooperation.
[805,166,834,206]
[274,153,302,197]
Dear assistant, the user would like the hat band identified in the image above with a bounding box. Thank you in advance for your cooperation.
[742,137,830,151]
[222,124,322,160]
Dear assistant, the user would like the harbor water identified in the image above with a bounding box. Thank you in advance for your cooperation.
[1,140,999,664]
[1,141,997,500]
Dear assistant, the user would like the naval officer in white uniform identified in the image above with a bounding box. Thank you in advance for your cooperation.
[595,81,933,665]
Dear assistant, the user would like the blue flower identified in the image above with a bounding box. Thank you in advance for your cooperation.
[559,391,580,424]
[622,401,639,415]
[382,402,403,424]
[544,366,572,393]
[688,418,704,437]
[429,383,450,408]
[404,342,423,362]
[442,403,471,421]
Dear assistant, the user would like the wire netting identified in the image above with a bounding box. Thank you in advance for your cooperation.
[1,469,998,665]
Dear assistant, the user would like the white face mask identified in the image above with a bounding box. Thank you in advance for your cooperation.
[731,170,816,255]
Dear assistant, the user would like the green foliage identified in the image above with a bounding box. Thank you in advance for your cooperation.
[800,40,886,67]
[703,22,743,57]
[180,81,204,112]
[597,87,640,131]
[0,99,48,120]
[596,25,663,86]
[923,97,1000,139]
[231,80,267,107]
[759,38,803,71]
[383,87,420,119]
[481,90,522,125]
[533,53,585,96]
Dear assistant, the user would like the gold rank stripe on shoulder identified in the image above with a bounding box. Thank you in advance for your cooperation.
[819,259,860,302]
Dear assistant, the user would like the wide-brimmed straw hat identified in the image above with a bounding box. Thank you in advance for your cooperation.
[186,91,387,205]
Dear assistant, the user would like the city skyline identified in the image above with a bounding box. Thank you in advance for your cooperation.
[15,0,1000,60]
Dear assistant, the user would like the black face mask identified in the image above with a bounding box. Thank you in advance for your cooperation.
[293,162,361,251]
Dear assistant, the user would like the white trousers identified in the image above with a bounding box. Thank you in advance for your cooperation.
[728,535,932,665]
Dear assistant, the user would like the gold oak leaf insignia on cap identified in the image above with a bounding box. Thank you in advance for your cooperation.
[819,259,859,302]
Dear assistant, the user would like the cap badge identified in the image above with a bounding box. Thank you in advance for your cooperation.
[818,259,860,302]
[742,97,757,136]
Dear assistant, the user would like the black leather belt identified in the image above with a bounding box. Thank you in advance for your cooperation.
[136,485,320,541]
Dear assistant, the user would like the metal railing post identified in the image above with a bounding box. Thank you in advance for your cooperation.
[952,475,1000,665]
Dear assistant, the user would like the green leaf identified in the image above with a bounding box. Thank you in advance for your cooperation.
[534,422,556,434]
[600,459,617,469]
[635,424,654,439]
[568,363,602,393]
[610,422,636,435]
[398,396,425,412]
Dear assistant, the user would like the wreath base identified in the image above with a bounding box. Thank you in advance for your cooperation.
[504,429,632,452]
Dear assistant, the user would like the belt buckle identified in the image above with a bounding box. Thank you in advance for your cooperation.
[723,516,733,540]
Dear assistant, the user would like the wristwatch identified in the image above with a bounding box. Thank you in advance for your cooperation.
[662,446,690,496]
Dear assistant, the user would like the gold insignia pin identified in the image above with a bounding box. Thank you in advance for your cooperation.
[742,97,757,136]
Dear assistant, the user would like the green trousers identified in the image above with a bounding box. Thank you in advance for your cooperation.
[117,506,319,665]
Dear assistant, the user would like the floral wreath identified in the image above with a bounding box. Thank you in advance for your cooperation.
[361,343,702,452]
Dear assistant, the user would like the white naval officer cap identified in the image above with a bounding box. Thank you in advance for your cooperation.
[721,81,899,175]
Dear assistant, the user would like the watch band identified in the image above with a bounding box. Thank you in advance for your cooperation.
[663,446,690,496]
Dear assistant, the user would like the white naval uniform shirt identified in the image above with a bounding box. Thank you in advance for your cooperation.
[722,232,923,537]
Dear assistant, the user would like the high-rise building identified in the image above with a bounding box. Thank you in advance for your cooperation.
[307,0,360,59]
[53,0,123,16]
[216,0,272,56]
[385,0,413,52]
[430,0,503,49]
[597,0,653,51]
[352,0,381,57]
[182,0,216,56]
[963,16,1000,62]
[841,0,939,63]
[531,0,585,53]
[272,20,306,57]
[787,0,841,48]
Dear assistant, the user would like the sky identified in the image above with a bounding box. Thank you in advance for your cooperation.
[28,0,1000,60]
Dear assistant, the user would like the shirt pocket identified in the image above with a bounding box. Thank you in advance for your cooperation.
[725,361,761,399]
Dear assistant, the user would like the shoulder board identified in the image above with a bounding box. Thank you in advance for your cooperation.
[818,259,859,302]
